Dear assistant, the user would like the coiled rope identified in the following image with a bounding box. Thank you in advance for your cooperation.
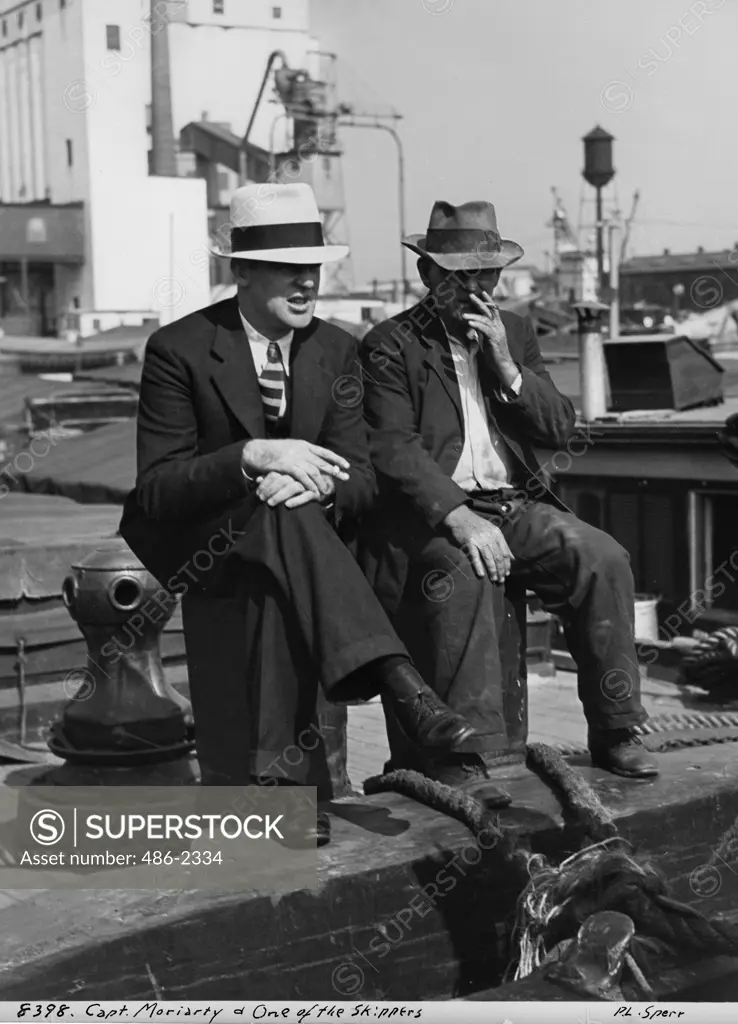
[364,740,738,986]
[682,626,738,691]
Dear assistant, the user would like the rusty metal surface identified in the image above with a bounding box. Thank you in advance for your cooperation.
[542,911,635,999]
[50,537,192,765]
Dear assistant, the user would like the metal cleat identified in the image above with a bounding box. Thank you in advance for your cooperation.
[542,911,635,1000]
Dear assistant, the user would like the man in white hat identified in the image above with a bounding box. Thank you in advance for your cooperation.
[120,184,478,846]
[361,199,658,797]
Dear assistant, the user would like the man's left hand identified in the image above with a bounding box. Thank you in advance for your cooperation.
[256,471,336,508]
[463,292,519,389]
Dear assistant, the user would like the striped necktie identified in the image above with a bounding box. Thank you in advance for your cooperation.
[259,341,286,426]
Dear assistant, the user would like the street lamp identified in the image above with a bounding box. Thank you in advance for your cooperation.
[340,117,409,302]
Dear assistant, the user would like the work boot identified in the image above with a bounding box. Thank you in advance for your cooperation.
[382,663,475,753]
[588,728,659,779]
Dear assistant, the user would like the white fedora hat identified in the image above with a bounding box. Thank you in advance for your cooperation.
[211,182,349,264]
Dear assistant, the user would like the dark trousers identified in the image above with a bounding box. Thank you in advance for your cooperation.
[385,494,647,767]
[182,498,406,785]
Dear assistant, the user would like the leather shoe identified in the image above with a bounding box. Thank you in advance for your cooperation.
[385,669,475,753]
[272,808,331,849]
[588,728,659,779]
[422,753,512,808]
[250,776,331,847]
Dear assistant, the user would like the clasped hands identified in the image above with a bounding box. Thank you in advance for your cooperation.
[242,438,349,509]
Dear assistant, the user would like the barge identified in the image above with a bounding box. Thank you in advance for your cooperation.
[2,341,738,1004]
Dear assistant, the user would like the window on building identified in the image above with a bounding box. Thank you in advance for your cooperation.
[66,139,73,167]
[106,25,121,50]
[1,20,6,37]
[36,3,43,22]
[213,0,224,14]
[272,6,282,17]
[18,11,24,28]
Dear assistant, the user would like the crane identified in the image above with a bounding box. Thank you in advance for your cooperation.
[181,50,404,296]
[240,50,354,293]
[619,189,641,264]
[549,187,579,254]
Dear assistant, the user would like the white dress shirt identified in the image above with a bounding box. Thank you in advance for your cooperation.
[239,308,293,419]
[448,337,522,493]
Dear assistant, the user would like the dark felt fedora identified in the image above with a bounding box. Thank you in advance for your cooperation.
[403,199,524,271]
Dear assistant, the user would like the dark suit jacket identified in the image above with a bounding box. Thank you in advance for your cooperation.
[358,302,577,613]
[119,296,375,588]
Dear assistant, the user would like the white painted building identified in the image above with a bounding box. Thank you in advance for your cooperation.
[499,264,537,301]
[168,0,319,183]
[558,250,599,303]
[0,0,318,337]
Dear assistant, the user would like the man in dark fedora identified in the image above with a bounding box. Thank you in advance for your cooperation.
[120,183,477,846]
[360,199,658,796]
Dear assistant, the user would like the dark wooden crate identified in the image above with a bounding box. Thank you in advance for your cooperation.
[604,334,724,411]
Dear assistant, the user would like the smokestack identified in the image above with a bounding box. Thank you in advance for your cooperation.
[150,0,178,177]
[573,301,609,421]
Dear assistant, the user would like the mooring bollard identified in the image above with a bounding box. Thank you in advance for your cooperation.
[48,537,194,767]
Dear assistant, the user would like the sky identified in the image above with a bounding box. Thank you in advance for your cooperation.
[311,0,738,288]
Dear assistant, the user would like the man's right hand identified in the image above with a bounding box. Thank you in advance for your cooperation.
[443,505,513,583]
[256,471,336,508]
[242,439,350,495]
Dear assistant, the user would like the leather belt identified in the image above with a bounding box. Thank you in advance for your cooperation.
[468,489,528,518]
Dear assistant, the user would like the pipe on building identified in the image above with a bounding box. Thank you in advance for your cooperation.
[150,0,178,177]
[608,222,620,340]
[239,49,288,184]
[687,490,699,612]
[573,301,609,421]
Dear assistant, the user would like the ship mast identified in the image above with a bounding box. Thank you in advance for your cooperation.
[548,186,578,297]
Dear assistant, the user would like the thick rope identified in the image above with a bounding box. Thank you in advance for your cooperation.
[526,742,619,843]
[682,626,738,690]
[363,767,532,886]
[363,740,738,985]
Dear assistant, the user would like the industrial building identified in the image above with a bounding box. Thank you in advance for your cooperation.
[0,0,321,336]
[620,247,738,314]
